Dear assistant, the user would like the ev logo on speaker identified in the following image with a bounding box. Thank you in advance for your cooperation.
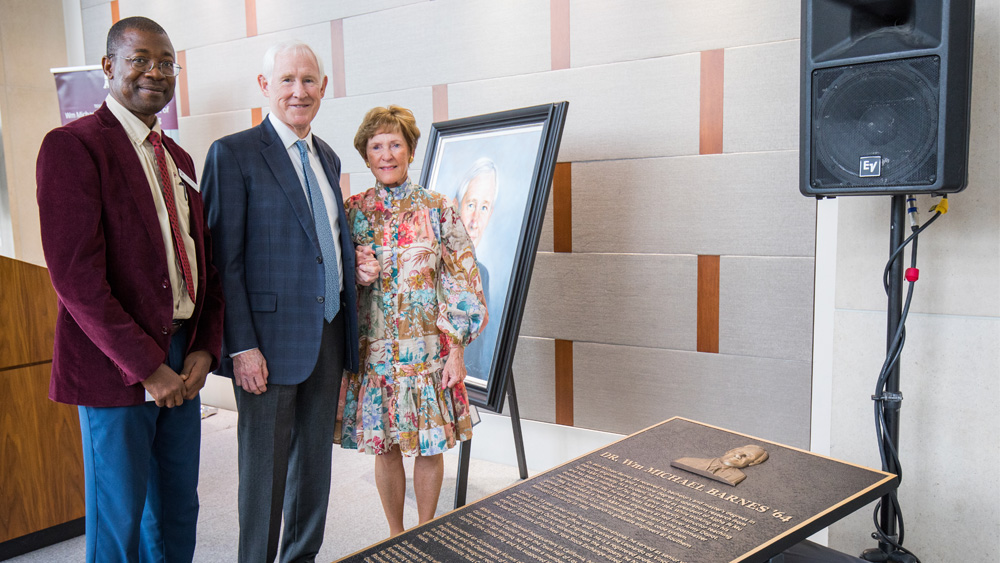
[859,155,882,178]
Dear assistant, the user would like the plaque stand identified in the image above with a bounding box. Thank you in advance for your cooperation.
[454,369,528,508]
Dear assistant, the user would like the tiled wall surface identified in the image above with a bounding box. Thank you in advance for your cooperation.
[77,0,815,450]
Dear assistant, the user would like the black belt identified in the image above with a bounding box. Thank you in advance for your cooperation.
[169,318,187,336]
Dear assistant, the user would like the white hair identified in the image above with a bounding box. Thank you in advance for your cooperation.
[458,157,499,202]
[261,40,325,80]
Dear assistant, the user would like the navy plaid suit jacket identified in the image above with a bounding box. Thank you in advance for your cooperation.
[202,118,359,384]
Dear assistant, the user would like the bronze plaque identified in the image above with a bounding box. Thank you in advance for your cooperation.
[337,417,896,563]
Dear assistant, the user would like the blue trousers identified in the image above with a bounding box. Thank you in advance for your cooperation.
[78,327,201,562]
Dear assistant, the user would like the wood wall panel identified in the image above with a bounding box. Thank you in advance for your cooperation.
[699,49,724,155]
[0,364,85,543]
[0,256,58,370]
[697,255,720,353]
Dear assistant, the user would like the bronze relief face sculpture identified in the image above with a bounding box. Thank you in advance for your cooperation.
[670,445,769,487]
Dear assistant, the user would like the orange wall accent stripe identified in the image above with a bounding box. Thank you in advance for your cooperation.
[177,50,189,118]
[110,1,119,24]
[330,20,347,98]
[699,49,725,155]
[339,173,351,200]
[251,107,263,127]
[552,162,572,253]
[551,0,570,71]
[245,0,257,37]
[432,84,449,123]
[697,255,720,353]
[554,339,574,426]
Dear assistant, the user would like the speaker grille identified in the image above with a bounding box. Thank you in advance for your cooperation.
[810,56,940,189]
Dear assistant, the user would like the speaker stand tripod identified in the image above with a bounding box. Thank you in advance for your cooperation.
[859,195,915,563]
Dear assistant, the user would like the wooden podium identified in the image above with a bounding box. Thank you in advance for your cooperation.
[0,256,85,558]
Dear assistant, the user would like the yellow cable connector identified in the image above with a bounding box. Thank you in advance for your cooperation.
[928,196,949,215]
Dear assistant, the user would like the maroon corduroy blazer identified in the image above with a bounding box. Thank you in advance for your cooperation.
[36,102,224,407]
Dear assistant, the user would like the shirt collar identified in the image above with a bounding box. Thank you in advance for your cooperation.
[268,112,313,153]
[378,178,414,201]
[105,94,162,146]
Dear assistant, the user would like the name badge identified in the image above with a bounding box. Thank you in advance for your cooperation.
[178,169,200,192]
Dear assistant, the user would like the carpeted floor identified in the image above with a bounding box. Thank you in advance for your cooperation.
[9,409,524,562]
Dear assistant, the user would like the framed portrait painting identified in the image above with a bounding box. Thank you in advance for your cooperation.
[419,102,568,411]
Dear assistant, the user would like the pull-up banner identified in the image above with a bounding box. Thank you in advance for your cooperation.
[50,65,178,133]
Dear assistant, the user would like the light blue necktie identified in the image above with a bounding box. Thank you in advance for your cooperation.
[296,139,340,322]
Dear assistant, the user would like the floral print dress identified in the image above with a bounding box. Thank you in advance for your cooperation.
[340,179,487,456]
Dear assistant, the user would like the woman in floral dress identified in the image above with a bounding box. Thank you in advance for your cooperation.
[341,105,487,536]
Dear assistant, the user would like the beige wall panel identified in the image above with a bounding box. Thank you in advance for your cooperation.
[536,195,554,253]
[310,87,433,174]
[118,0,247,52]
[718,256,815,362]
[255,0,426,36]
[1,1,66,86]
[184,23,332,117]
[345,168,423,197]
[81,2,111,65]
[346,171,373,197]
[834,192,999,317]
[520,253,698,350]
[177,110,252,180]
[573,342,812,448]
[7,85,62,266]
[827,310,1000,559]
[448,55,701,162]
[571,0,799,68]
[723,41,799,154]
[502,336,556,424]
[343,0,550,96]
[572,152,814,256]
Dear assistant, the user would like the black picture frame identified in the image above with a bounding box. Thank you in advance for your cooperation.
[419,102,568,412]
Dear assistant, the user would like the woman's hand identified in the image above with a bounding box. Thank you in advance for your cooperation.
[441,346,466,389]
[356,245,380,286]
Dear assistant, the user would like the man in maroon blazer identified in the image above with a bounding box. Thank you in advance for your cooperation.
[36,16,223,562]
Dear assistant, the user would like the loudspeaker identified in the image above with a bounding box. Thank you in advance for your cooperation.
[800,0,975,197]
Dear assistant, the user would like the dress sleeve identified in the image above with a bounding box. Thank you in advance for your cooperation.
[436,204,488,348]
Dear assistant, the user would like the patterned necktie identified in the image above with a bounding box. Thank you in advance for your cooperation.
[296,140,341,322]
[148,131,195,301]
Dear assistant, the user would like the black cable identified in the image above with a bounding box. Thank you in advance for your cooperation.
[866,199,944,563]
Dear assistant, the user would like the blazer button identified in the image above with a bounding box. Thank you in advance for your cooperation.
[317,256,323,264]
[162,279,169,289]
[317,296,325,303]
[161,326,169,335]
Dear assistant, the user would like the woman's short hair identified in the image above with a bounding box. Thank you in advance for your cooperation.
[262,40,325,81]
[354,106,420,160]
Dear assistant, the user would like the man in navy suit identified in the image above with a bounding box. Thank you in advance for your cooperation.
[201,40,360,563]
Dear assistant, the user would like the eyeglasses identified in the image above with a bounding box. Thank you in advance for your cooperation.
[114,55,183,77]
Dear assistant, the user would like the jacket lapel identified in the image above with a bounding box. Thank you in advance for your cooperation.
[259,118,320,252]
[95,104,168,267]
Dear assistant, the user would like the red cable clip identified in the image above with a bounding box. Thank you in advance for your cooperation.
[905,268,919,282]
